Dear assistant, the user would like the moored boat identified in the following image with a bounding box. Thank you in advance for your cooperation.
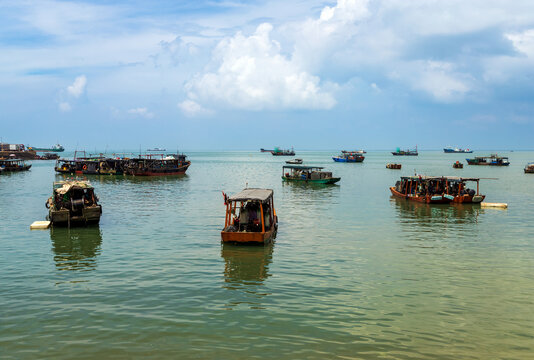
[0,159,31,172]
[221,188,278,244]
[390,176,485,204]
[444,147,473,153]
[386,163,402,169]
[271,147,295,156]
[453,161,463,169]
[390,176,453,204]
[392,146,418,156]
[285,158,303,164]
[124,153,190,176]
[46,181,102,226]
[282,165,340,184]
[466,154,509,166]
[332,151,365,162]
[525,163,534,173]
[28,144,65,152]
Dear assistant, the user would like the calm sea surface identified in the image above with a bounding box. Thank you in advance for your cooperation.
[1,151,534,359]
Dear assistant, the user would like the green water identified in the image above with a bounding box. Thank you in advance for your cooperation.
[1,151,534,359]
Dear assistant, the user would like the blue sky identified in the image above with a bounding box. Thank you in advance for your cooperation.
[1,0,533,150]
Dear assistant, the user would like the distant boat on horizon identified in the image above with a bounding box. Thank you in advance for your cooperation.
[392,146,418,156]
[444,147,473,153]
[28,143,64,152]
[147,147,166,152]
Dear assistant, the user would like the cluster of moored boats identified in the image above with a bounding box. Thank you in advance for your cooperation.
[54,152,190,176]
[7,146,532,244]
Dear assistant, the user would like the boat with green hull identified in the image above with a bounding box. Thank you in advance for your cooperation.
[282,165,340,184]
[28,144,64,152]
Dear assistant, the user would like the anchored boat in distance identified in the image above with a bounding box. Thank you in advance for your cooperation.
[28,144,64,152]
[261,147,295,156]
[332,150,365,162]
[282,165,340,184]
[466,154,510,166]
[444,147,473,153]
[392,146,418,156]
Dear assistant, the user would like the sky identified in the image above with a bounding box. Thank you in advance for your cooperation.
[1,0,533,151]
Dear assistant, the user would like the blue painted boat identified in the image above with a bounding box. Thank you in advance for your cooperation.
[332,151,364,163]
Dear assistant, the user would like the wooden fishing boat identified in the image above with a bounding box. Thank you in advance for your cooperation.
[0,159,31,172]
[386,163,401,169]
[390,176,454,204]
[392,146,418,156]
[286,158,303,164]
[524,163,534,173]
[282,165,340,184]
[466,154,509,166]
[46,181,102,226]
[453,161,463,169]
[391,176,486,204]
[221,188,277,244]
[332,151,364,162]
[124,153,190,176]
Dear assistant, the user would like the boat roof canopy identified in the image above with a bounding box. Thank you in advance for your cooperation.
[53,180,94,194]
[228,188,273,202]
[283,165,324,170]
[401,176,481,182]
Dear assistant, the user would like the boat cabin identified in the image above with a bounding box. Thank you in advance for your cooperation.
[282,165,340,184]
[221,188,277,244]
[525,163,534,174]
[47,181,102,226]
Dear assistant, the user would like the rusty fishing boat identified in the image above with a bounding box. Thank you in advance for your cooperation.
[390,176,486,204]
[221,188,277,244]
[124,153,190,176]
[46,180,102,226]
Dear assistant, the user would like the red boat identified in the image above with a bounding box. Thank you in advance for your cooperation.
[390,176,486,204]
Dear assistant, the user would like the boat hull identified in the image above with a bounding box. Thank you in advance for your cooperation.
[127,162,190,176]
[221,226,277,244]
[332,157,364,163]
[282,176,340,184]
[466,159,509,166]
[389,187,452,204]
[49,206,102,226]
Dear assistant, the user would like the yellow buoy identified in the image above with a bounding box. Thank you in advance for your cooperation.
[481,202,508,209]
[30,221,51,229]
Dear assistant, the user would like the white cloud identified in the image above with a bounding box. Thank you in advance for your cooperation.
[67,75,87,98]
[178,100,211,117]
[58,101,71,112]
[181,23,336,114]
[411,62,471,102]
[128,107,154,118]
[506,29,534,57]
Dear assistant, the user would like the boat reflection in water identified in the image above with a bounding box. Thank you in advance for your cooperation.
[221,243,274,309]
[392,197,484,226]
[391,197,485,248]
[50,226,103,271]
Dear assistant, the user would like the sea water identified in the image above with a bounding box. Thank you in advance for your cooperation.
[1,151,533,359]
